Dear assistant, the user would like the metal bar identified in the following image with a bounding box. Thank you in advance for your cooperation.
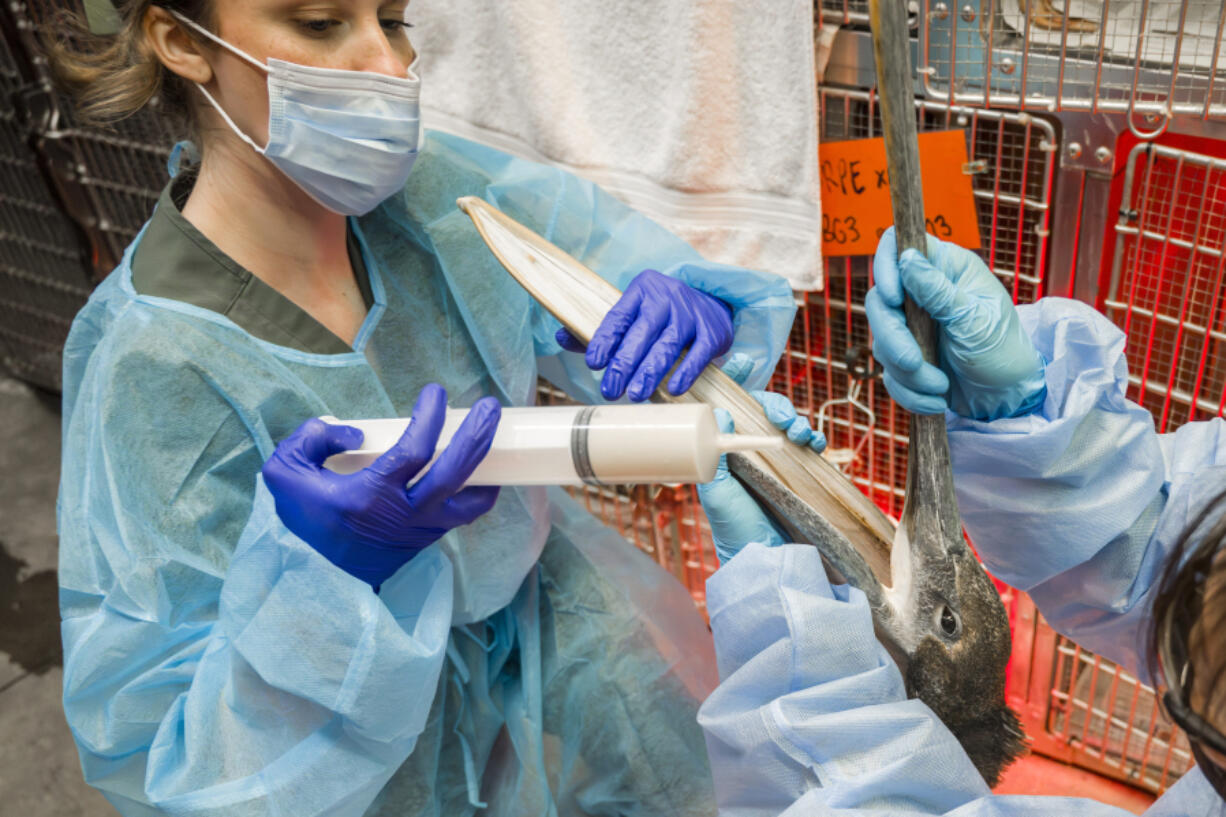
[1163,0,1191,118]
[1013,119,1034,302]
[1157,161,1211,431]
[1078,656,1104,747]
[991,117,1006,293]
[1157,725,1178,791]
[1135,153,1184,403]
[1021,0,1035,106]
[1103,301,1226,346]
[843,255,855,453]
[1066,171,1088,298]
[1188,242,1226,422]
[866,251,880,507]
[822,278,834,430]
[827,87,1061,148]
[1091,0,1112,115]
[984,0,997,109]
[1113,225,1226,258]
[1136,691,1165,781]
[948,0,960,110]
[1056,0,1073,111]
[1207,1,1226,120]
[1124,373,1226,418]
[1122,147,1157,342]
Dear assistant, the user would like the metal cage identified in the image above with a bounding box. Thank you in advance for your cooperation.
[0,0,174,390]
[1009,594,1195,792]
[774,87,1056,515]
[1104,141,1226,429]
[15,0,176,273]
[0,8,94,392]
[921,0,1226,124]
[559,87,1204,798]
[1,0,1212,797]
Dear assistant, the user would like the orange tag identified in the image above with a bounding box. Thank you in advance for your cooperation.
[819,130,982,257]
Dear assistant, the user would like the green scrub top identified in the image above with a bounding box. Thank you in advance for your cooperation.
[131,174,374,355]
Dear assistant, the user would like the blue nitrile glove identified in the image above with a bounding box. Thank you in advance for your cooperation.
[699,409,788,566]
[555,269,735,402]
[697,359,825,565]
[752,390,828,454]
[722,353,827,455]
[864,227,1047,421]
[262,384,502,589]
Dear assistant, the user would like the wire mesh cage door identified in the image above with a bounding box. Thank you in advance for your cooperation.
[11,0,178,276]
[1104,141,1226,430]
[0,0,181,391]
[778,87,1056,517]
[921,0,1226,125]
[1009,594,1196,793]
[0,4,94,391]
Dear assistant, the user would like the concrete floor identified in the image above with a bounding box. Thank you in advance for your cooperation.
[0,376,114,815]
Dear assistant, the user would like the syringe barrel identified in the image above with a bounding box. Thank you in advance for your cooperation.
[322,404,725,486]
[578,404,721,485]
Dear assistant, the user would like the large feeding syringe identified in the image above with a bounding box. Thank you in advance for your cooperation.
[322,404,784,486]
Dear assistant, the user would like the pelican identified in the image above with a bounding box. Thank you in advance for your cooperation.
[458,195,1027,785]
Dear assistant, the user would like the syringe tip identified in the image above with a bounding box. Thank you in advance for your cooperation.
[716,434,787,454]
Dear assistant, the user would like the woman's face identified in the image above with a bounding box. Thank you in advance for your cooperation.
[195,0,415,147]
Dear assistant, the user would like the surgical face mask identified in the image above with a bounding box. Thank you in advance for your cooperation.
[170,12,421,216]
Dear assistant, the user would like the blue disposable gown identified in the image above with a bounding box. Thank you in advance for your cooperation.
[698,298,1226,816]
[57,131,797,817]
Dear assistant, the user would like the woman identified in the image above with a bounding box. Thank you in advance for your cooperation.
[696,230,1226,815]
[51,2,797,814]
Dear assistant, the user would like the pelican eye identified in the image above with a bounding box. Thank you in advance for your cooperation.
[939,606,961,638]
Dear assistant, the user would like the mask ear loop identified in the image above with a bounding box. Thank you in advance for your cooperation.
[191,84,268,154]
[166,10,271,154]
[167,9,269,72]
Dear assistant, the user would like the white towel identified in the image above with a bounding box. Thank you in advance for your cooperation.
[409,1,823,291]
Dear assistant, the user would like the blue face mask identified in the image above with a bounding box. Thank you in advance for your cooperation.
[172,12,422,216]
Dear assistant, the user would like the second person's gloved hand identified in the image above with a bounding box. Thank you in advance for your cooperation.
[262,384,502,589]
[556,269,734,402]
[699,408,788,566]
[698,358,826,565]
[864,227,1047,421]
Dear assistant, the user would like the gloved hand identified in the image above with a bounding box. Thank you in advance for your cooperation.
[698,360,825,565]
[555,269,734,402]
[262,384,502,589]
[723,352,827,455]
[864,227,1047,421]
[698,409,787,566]
[752,390,827,454]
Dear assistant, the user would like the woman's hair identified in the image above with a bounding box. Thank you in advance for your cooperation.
[43,0,213,130]
[1149,485,1226,725]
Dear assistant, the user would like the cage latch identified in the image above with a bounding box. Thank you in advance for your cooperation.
[13,80,56,138]
[818,346,880,470]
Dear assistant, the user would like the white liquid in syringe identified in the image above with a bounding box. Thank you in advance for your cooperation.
[322,404,783,486]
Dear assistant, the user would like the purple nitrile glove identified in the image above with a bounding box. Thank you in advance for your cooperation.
[262,384,502,589]
[556,269,735,402]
